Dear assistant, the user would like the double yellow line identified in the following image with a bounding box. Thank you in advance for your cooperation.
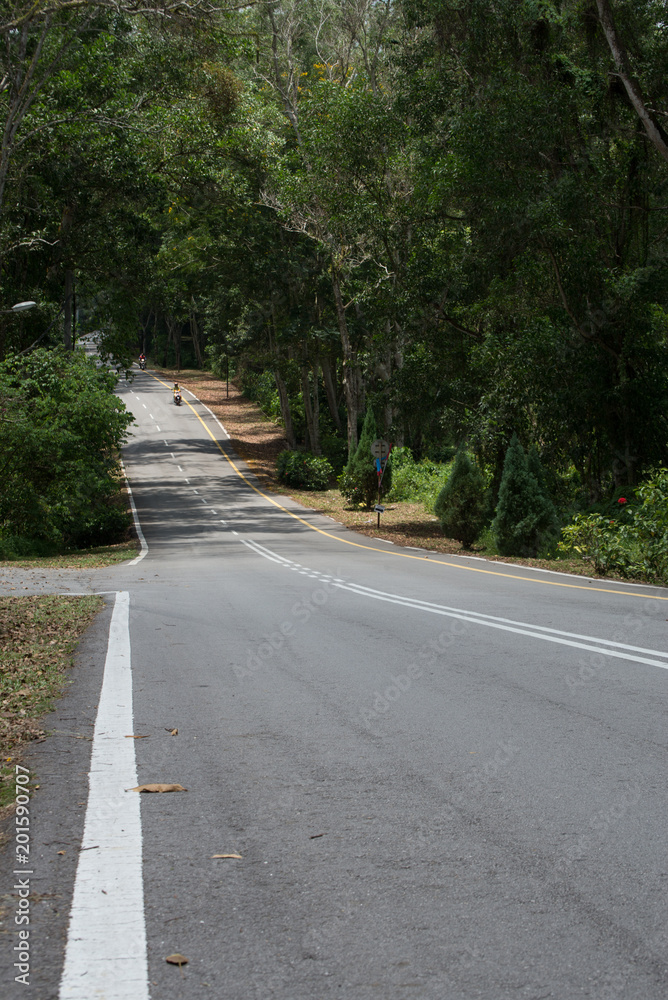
[144,371,668,602]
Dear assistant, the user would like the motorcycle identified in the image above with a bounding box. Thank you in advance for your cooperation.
[174,391,182,406]
[139,358,146,370]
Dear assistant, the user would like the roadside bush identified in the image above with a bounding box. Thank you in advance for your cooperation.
[433,450,487,547]
[387,454,453,505]
[0,349,134,548]
[339,408,392,508]
[276,450,334,490]
[239,369,281,420]
[492,435,559,557]
[559,469,668,581]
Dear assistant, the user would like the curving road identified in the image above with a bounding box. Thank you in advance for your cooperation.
[2,366,668,999]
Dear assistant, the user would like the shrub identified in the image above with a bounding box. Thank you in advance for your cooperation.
[559,469,668,581]
[276,450,334,490]
[339,408,392,508]
[492,435,559,557]
[388,457,453,505]
[0,349,133,548]
[239,369,281,421]
[433,450,487,547]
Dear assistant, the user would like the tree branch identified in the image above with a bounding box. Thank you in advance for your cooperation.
[595,0,668,165]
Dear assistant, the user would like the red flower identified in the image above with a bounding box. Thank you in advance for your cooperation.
[618,497,627,504]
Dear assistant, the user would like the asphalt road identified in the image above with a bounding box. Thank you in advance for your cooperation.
[2,367,667,1000]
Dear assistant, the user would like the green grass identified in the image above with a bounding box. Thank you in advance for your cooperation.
[0,595,103,807]
[0,539,139,569]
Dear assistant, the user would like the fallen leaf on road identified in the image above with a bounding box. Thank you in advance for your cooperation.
[125,734,150,739]
[57,851,65,855]
[129,783,187,793]
[165,954,188,966]
[164,727,178,735]
[211,853,242,859]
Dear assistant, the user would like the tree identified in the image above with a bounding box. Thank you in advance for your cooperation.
[433,449,486,548]
[0,348,134,547]
[340,406,392,508]
[492,435,559,558]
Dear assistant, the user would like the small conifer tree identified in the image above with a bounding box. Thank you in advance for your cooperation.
[433,449,487,548]
[339,408,392,508]
[492,435,559,556]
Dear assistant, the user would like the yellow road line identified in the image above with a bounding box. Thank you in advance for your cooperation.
[145,372,668,602]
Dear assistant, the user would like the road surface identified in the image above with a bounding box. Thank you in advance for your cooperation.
[2,367,667,999]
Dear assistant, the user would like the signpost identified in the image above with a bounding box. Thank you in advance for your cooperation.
[371,439,392,528]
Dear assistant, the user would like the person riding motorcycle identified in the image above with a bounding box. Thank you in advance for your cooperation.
[138,353,146,369]
[173,382,182,404]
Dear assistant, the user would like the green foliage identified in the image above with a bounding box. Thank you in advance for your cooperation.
[559,470,668,581]
[276,450,334,491]
[339,408,392,508]
[0,349,133,547]
[386,449,453,505]
[492,435,559,557]
[433,450,487,548]
[239,369,282,421]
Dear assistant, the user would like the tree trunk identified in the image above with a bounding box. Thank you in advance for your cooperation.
[596,0,668,165]
[321,355,342,431]
[274,369,296,449]
[63,268,74,350]
[301,359,321,454]
[332,268,360,457]
[189,303,204,367]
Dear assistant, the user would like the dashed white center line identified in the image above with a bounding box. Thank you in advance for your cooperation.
[156,426,161,432]
[210,510,217,514]
[232,530,239,535]
[142,403,147,409]
[178,465,183,472]
[149,413,154,419]
[219,519,227,526]
[184,478,190,484]
[193,489,200,494]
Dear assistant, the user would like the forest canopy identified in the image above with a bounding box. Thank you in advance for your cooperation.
[2,0,667,506]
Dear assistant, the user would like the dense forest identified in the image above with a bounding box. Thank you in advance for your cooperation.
[1,1,668,567]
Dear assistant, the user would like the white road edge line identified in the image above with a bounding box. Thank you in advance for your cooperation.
[121,461,148,565]
[242,539,668,673]
[58,592,149,1000]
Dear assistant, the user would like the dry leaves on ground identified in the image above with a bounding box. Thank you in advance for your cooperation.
[130,783,187,793]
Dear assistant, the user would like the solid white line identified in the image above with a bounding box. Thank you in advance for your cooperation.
[243,540,668,674]
[120,462,148,565]
[59,593,149,1000]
